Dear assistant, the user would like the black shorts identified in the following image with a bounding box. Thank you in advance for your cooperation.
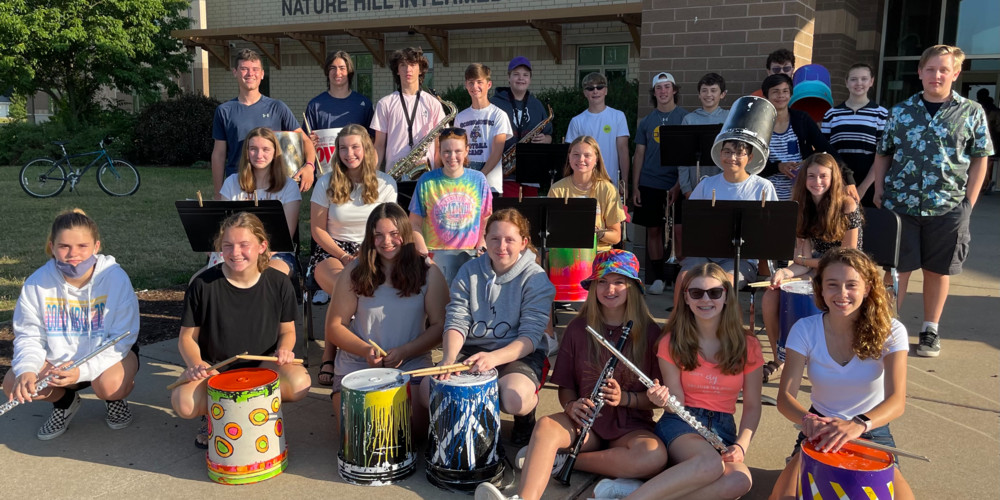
[896,199,972,275]
[632,186,668,227]
[459,345,547,389]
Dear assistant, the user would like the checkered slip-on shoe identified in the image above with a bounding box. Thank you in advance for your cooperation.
[37,392,82,440]
[105,399,133,430]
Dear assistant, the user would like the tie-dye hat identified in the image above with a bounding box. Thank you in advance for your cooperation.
[579,249,645,294]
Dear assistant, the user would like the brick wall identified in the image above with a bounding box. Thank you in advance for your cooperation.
[812,0,885,104]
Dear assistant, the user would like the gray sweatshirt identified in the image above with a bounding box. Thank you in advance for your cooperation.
[444,248,555,353]
[679,107,731,194]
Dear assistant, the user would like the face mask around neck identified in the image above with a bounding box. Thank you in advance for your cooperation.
[55,255,97,279]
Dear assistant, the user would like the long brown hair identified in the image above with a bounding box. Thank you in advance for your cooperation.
[326,124,380,205]
[562,136,613,184]
[663,263,750,375]
[485,208,538,258]
[237,127,287,194]
[577,277,657,386]
[46,208,100,257]
[813,248,893,360]
[214,212,271,272]
[792,152,857,242]
[350,203,428,297]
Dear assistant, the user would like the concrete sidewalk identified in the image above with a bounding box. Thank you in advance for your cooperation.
[1,196,997,499]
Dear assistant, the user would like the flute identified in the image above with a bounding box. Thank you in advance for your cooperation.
[1,331,132,417]
[585,325,729,453]
[555,320,632,486]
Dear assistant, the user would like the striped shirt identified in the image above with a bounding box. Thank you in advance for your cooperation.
[822,102,888,181]
[767,127,801,200]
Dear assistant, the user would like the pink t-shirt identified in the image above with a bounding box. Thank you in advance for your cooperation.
[370,91,446,173]
[657,332,763,414]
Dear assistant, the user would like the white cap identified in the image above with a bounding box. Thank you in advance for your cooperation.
[652,72,676,87]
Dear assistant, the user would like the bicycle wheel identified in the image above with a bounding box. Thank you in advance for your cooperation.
[20,158,67,198]
[97,159,140,196]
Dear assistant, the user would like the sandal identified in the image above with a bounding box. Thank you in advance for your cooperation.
[194,416,209,449]
[317,360,336,387]
[762,361,783,384]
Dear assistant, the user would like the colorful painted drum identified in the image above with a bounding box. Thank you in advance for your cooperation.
[549,246,597,302]
[778,280,822,360]
[339,368,415,486]
[426,369,505,492]
[798,440,895,499]
[205,368,286,485]
[428,249,477,286]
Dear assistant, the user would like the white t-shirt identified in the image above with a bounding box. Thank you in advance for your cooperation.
[455,104,512,193]
[219,174,302,205]
[370,91,446,173]
[564,107,630,185]
[786,314,908,420]
[689,173,778,202]
[311,171,397,242]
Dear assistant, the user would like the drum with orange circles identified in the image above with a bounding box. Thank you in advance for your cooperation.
[798,439,894,499]
[205,368,287,485]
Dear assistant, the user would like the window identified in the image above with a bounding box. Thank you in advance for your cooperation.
[423,52,435,91]
[354,53,373,99]
[577,45,629,86]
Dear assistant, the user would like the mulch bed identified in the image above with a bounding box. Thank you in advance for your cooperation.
[0,286,186,378]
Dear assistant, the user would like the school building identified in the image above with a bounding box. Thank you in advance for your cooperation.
[166,0,997,119]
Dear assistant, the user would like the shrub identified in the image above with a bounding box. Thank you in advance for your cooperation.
[437,85,471,116]
[0,111,136,166]
[130,93,220,166]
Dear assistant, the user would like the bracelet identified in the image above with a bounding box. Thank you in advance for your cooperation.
[304,161,315,169]
[733,443,745,455]
[338,253,349,262]
[802,412,817,423]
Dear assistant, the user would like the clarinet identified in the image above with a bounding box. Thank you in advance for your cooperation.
[0,331,132,417]
[554,320,633,486]
[585,325,729,453]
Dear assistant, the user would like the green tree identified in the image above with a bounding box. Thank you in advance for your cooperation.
[0,0,192,130]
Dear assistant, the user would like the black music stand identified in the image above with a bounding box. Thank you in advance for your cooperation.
[493,197,597,250]
[175,200,295,252]
[658,124,722,172]
[396,180,418,214]
[514,143,569,194]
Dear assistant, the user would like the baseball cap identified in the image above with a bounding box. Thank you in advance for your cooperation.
[652,72,676,87]
[508,56,532,72]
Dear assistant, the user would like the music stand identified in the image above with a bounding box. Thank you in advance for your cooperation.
[658,124,721,171]
[396,180,418,214]
[175,200,295,252]
[493,197,597,250]
[514,143,569,194]
[681,200,798,281]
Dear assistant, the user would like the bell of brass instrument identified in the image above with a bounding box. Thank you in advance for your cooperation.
[502,103,554,176]
[387,90,457,181]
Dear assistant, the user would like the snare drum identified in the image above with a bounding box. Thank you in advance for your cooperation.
[426,369,505,492]
[548,246,596,302]
[429,249,476,286]
[779,280,822,361]
[798,440,894,499]
[206,368,287,485]
[339,368,415,486]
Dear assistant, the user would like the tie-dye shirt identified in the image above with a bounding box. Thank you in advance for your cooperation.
[409,168,493,249]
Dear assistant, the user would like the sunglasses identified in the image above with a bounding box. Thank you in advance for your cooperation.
[687,287,725,300]
[584,85,606,92]
[440,127,467,137]
[770,65,794,74]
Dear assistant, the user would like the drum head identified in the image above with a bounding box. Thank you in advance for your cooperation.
[801,440,892,471]
[207,367,278,391]
[433,369,498,387]
[341,368,408,391]
[781,280,815,295]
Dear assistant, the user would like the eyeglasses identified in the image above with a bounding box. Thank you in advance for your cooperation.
[687,287,725,300]
[719,149,748,158]
[440,127,467,137]
[584,85,606,92]
[770,65,794,74]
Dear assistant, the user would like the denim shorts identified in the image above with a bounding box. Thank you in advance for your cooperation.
[654,406,737,449]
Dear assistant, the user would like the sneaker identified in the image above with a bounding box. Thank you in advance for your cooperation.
[917,330,941,357]
[312,290,330,305]
[593,478,644,499]
[37,393,82,440]
[105,399,133,430]
[513,446,568,476]
[648,279,665,295]
[194,415,209,449]
[510,411,535,447]
[474,482,521,500]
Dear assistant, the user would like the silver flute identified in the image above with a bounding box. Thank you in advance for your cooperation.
[0,330,132,417]
[585,326,729,452]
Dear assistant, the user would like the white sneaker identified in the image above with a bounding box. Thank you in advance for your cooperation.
[312,290,330,304]
[514,446,568,476]
[474,482,521,500]
[648,279,665,295]
[593,478,643,499]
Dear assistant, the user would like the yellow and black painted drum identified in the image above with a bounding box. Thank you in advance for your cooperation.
[338,368,415,486]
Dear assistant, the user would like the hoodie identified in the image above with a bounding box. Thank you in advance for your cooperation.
[444,248,555,353]
[12,254,140,382]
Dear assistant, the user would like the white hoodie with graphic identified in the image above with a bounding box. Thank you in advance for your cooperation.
[12,254,140,382]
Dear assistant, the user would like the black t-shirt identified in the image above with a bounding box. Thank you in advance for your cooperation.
[922,97,944,117]
[182,265,298,363]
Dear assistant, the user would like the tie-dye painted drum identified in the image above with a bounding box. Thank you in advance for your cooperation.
[205,368,287,485]
[426,369,505,492]
[778,280,822,361]
[549,246,597,302]
[798,440,895,500]
[338,368,415,486]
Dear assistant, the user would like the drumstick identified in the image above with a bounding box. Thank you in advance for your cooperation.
[402,364,470,377]
[165,352,248,390]
[748,277,807,288]
[235,355,305,364]
[302,112,312,135]
[368,339,389,357]
[793,425,930,462]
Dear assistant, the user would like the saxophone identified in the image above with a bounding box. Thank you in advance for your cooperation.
[502,103,554,176]
[387,90,457,181]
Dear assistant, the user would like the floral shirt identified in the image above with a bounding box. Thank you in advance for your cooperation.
[877,90,994,216]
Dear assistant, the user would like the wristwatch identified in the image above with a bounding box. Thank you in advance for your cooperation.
[852,413,872,433]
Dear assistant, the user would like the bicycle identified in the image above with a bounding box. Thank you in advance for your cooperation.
[19,137,140,198]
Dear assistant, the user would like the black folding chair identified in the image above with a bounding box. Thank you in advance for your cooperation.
[862,207,902,299]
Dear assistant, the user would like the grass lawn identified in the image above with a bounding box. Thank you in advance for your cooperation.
[0,165,314,322]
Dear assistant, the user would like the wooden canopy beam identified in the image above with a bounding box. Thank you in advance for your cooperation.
[285,32,327,68]
[184,37,231,71]
[409,25,449,67]
[345,30,386,67]
[620,14,641,52]
[240,35,282,70]
[528,20,562,64]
